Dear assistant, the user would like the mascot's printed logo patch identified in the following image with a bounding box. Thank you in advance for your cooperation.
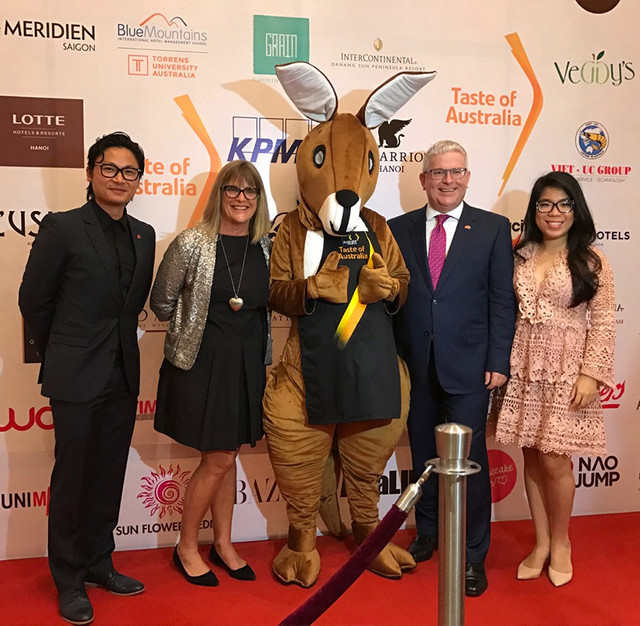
[253,15,309,75]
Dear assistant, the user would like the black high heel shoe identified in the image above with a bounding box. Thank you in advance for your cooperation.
[209,545,256,581]
[173,547,219,586]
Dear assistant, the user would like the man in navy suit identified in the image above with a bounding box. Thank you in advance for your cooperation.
[388,140,515,596]
[19,132,155,624]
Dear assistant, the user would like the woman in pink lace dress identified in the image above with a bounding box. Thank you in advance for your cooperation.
[494,171,615,587]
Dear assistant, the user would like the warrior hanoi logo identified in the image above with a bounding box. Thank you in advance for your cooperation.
[376,118,424,174]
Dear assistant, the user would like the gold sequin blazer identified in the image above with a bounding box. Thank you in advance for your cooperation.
[150,223,272,370]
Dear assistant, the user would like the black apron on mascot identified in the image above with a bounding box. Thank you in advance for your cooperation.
[298,222,401,424]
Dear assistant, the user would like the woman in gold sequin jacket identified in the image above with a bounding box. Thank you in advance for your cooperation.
[150,160,272,585]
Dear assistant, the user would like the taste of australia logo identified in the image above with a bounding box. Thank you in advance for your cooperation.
[138,465,191,517]
[488,449,517,503]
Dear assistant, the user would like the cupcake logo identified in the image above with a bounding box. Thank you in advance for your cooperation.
[488,448,517,503]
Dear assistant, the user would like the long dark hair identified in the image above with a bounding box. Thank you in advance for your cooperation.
[515,171,601,307]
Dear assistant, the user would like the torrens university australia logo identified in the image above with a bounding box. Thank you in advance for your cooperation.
[138,465,191,517]
[253,15,309,75]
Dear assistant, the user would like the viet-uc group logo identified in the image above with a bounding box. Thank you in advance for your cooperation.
[575,121,608,159]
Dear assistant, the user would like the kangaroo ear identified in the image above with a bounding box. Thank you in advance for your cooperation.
[275,62,338,122]
[357,71,437,129]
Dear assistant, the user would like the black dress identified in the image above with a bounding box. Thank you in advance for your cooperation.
[154,235,269,451]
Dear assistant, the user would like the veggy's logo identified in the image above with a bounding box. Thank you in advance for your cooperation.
[554,50,634,87]
[253,15,309,75]
[138,465,191,517]
[575,121,608,159]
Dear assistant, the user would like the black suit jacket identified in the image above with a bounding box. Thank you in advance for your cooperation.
[19,202,155,402]
[388,203,515,394]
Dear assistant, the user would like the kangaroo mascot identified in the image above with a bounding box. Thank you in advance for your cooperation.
[263,62,436,587]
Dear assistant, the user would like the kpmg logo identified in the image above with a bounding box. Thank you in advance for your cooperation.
[253,15,309,75]
[0,96,84,168]
[117,13,207,48]
[554,50,634,86]
[1,19,96,51]
[575,121,608,159]
[138,465,191,518]
[227,115,311,163]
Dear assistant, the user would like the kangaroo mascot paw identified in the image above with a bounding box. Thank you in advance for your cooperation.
[272,527,321,588]
[352,521,416,579]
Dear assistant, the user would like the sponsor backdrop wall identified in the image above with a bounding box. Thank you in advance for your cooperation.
[1,0,637,559]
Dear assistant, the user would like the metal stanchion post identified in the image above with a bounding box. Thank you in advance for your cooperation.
[428,423,481,626]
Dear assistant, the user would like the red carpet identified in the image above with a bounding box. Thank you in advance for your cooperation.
[1,513,638,625]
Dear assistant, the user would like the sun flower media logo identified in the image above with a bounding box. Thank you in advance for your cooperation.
[138,465,191,517]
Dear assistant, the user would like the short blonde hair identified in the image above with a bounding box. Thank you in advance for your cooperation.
[423,140,468,172]
[200,160,271,243]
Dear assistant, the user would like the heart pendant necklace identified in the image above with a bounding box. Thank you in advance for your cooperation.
[218,234,249,312]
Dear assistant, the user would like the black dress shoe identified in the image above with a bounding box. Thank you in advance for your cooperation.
[85,569,144,596]
[59,589,94,625]
[209,544,256,581]
[408,535,437,562]
[173,547,219,586]
[465,562,488,597]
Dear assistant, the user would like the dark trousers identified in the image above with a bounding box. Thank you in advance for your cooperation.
[407,348,492,564]
[48,359,136,593]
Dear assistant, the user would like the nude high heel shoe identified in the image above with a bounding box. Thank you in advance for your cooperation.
[517,560,544,580]
[548,565,573,587]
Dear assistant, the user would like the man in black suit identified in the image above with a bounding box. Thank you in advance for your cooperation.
[19,132,155,624]
[388,140,515,596]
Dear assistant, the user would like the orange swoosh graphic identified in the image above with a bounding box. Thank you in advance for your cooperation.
[140,13,187,28]
[174,95,221,227]
[498,32,543,196]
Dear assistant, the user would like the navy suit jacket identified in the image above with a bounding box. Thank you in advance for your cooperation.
[19,202,155,403]
[389,203,515,394]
